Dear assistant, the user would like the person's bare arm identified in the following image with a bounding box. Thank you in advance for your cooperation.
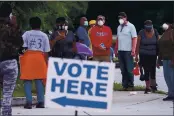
[135,35,141,62]
[50,34,65,49]
[135,35,141,56]
[44,52,49,65]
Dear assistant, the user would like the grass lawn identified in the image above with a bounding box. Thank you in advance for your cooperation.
[0,78,37,98]
[0,80,166,98]
[113,83,167,94]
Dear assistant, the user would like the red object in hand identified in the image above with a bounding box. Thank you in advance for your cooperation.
[133,64,140,76]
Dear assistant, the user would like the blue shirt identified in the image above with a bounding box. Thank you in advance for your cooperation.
[76,26,90,47]
[117,22,137,51]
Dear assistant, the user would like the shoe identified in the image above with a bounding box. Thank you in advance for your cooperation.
[127,87,134,91]
[151,86,157,93]
[144,88,151,94]
[24,102,32,109]
[36,102,45,108]
[123,88,128,91]
[163,96,174,101]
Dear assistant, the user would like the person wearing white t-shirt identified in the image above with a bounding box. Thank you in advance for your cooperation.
[19,17,50,109]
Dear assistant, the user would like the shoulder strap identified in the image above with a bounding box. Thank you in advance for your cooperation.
[139,29,145,39]
[154,29,158,40]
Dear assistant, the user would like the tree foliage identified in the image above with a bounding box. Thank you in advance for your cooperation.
[86,1,173,34]
[0,1,88,31]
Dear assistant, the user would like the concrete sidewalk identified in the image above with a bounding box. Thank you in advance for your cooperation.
[12,91,173,115]
[114,67,168,92]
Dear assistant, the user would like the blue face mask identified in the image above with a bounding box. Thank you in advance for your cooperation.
[84,21,88,26]
[144,25,153,32]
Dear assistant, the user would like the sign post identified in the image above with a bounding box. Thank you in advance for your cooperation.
[45,57,115,114]
[75,110,78,116]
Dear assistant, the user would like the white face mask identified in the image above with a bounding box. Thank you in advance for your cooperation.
[9,13,13,20]
[162,23,169,30]
[64,26,68,30]
[98,20,104,26]
[84,21,88,26]
[119,19,124,25]
[49,31,52,34]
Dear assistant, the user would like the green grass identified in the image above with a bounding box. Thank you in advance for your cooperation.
[113,83,145,91]
[0,78,37,98]
[0,79,166,98]
[113,83,167,95]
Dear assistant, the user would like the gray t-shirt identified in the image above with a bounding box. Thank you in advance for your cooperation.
[22,30,50,52]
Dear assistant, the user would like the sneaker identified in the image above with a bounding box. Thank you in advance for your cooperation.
[144,88,151,94]
[163,96,174,101]
[24,102,32,109]
[36,102,45,108]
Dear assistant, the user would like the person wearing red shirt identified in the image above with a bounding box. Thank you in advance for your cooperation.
[90,15,112,62]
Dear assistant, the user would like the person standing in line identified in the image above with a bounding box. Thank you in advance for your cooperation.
[20,17,50,109]
[0,3,23,116]
[90,15,112,62]
[76,17,91,48]
[135,20,159,94]
[114,12,137,90]
[158,23,174,101]
[50,17,76,59]
[88,20,96,36]
[88,20,96,60]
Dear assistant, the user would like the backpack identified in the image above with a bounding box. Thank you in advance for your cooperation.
[0,24,23,61]
[139,29,158,40]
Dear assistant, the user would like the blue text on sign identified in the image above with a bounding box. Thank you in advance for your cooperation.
[51,62,109,97]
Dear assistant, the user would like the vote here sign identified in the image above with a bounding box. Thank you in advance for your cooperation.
[45,57,115,112]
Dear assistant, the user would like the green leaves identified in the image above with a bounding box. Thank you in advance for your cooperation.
[0,1,88,31]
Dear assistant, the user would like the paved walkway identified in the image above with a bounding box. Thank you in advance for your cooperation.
[12,91,173,115]
[9,67,171,115]
[114,67,167,92]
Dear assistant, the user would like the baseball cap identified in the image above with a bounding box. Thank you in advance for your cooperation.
[89,20,96,25]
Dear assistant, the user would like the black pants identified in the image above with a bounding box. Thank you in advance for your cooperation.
[139,54,157,81]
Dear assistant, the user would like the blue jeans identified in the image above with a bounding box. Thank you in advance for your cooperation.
[24,79,44,103]
[118,51,134,88]
[163,60,174,97]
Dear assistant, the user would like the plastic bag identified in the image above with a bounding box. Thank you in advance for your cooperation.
[133,63,140,76]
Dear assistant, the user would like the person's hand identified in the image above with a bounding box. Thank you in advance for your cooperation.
[115,51,118,57]
[156,63,160,69]
[55,34,65,41]
[99,43,106,50]
[135,56,139,63]
[131,50,136,57]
